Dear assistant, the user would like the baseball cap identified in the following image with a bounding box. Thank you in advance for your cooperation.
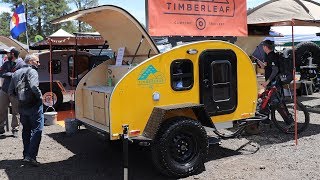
[4,46,20,56]
[261,40,274,46]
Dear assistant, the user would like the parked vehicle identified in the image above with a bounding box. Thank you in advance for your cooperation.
[36,50,94,109]
[52,5,266,178]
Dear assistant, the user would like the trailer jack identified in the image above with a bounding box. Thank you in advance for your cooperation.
[122,124,130,180]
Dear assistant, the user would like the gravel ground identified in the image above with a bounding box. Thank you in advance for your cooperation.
[1,93,320,180]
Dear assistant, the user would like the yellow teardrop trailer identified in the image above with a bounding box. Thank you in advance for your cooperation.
[53,5,259,178]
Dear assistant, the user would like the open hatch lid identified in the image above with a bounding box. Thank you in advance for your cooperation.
[52,5,160,57]
[0,36,29,58]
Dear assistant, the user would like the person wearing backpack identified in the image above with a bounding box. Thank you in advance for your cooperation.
[8,54,43,167]
[260,40,295,124]
[0,47,26,137]
[257,40,281,88]
[245,40,282,134]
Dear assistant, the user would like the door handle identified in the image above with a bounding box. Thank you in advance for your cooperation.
[203,79,210,88]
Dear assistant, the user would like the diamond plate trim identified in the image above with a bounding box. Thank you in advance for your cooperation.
[143,103,215,139]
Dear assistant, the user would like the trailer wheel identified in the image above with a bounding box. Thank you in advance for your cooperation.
[41,86,63,110]
[151,117,208,178]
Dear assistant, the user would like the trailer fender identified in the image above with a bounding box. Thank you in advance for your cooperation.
[143,103,215,139]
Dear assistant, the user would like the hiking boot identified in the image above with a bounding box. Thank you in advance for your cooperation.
[285,122,295,132]
[28,159,41,167]
[260,118,271,125]
[12,130,19,138]
[22,157,30,162]
[0,128,5,135]
[23,156,41,167]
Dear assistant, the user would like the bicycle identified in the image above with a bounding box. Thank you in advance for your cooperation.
[211,84,310,139]
[257,85,310,134]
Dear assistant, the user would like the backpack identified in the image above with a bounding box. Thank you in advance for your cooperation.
[276,51,294,84]
[16,68,35,105]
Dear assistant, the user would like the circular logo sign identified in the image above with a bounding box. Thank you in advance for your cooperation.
[42,92,57,107]
[196,18,206,30]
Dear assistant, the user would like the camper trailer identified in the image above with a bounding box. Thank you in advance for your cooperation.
[35,49,112,110]
[29,31,112,109]
[53,5,260,178]
[36,50,93,109]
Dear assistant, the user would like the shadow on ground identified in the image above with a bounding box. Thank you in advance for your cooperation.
[243,121,320,146]
[2,121,320,180]
[0,129,174,180]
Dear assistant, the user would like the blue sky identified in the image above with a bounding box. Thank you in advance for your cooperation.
[0,0,295,23]
[1,0,320,24]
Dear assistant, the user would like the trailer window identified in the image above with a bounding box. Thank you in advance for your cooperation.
[211,61,231,102]
[48,59,61,74]
[170,59,194,91]
[68,55,90,86]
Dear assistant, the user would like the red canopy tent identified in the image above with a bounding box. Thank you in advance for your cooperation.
[30,29,107,50]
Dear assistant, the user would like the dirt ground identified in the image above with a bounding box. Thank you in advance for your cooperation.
[1,93,320,180]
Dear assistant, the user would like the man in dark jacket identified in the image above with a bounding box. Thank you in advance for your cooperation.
[257,40,280,87]
[0,47,25,137]
[246,40,282,134]
[9,54,43,166]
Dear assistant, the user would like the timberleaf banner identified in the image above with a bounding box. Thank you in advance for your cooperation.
[148,0,247,36]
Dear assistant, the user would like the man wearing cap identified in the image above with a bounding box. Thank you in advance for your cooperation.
[257,40,281,126]
[258,40,280,87]
[0,47,25,137]
[9,54,43,166]
[245,40,281,134]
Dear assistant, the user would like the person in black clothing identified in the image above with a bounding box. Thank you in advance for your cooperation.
[257,40,280,88]
[246,40,281,133]
[0,47,25,137]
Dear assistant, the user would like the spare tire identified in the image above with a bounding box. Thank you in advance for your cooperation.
[295,41,320,71]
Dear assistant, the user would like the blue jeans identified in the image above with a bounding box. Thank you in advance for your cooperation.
[20,104,44,160]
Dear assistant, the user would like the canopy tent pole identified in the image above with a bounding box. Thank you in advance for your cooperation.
[291,20,298,146]
[145,0,149,33]
[49,39,53,109]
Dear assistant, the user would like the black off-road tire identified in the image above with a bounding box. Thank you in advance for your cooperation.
[151,117,208,178]
[295,41,320,71]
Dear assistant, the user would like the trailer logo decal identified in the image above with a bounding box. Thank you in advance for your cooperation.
[138,65,165,87]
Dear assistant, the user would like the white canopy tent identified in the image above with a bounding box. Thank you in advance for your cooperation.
[248,0,320,145]
[271,26,320,44]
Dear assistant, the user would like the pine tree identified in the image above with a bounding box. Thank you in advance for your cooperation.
[0,0,76,43]
[0,12,10,37]
[68,0,98,32]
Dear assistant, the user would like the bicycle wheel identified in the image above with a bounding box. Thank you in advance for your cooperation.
[271,99,310,134]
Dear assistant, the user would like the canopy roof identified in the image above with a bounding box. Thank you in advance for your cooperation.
[248,0,320,26]
[52,5,159,56]
[30,29,107,50]
[0,36,29,58]
[30,35,107,50]
[50,29,74,37]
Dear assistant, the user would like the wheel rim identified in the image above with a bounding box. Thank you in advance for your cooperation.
[42,92,58,107]
[169,132,198,164]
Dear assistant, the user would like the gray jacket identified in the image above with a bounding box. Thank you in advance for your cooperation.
[0,58,26,93]
[9,65,42,113]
